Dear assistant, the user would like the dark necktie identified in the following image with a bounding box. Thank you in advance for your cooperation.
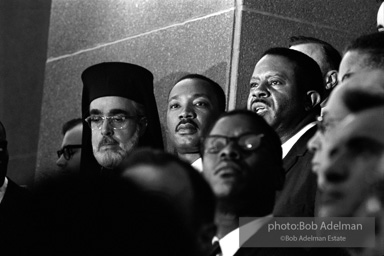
[210,241,222,256]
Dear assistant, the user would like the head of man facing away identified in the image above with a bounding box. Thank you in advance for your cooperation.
[81,62,163,176]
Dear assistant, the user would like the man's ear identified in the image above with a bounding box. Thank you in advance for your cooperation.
[138,117,148,137]
[305,90,321,111]
[325,70,338,90]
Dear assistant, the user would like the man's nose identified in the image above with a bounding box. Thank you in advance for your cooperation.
[219,141,241,160]
[101,118,114,136]
[56,155,66,168]
[250,81,270,98]
[179,104,196,119]
[307,131,322,153]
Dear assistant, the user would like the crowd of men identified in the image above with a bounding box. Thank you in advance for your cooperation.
[0,6,384,256]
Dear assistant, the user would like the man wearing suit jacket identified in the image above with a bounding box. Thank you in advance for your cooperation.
[247,47,323,217]
[202,110,285,256]
[0,121,31,254]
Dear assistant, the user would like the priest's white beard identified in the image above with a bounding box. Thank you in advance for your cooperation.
[93,127,140,169]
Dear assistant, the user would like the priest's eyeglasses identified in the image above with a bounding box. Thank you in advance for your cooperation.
[85,115,140,130]
[204,133,264,153]
[57,145,82,160]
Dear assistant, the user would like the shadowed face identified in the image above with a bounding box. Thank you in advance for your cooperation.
[202,114,276,199]
[56,124,82,174]
[308,70,384,181]
[90,96,141,169]
[317,139,380,217]
[167,78,221,154]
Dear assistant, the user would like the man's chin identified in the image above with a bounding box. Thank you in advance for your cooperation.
[94,151,124,169]
[318,206,347,217]
[174,139,199,151]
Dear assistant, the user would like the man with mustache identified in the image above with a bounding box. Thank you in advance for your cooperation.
[247,48,323,217]
[167,74,225,171]
[81,62,163,175]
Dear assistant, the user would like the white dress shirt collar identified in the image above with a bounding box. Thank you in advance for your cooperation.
[0,177,9,204]
[217,214,273,256]
[281,122,316,158]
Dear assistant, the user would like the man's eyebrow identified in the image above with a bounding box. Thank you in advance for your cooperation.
[108,109,130,115]
[169,93,212,101]
[90,109,102,115]
[251,73,285,81]
[192,93,211,99]
[89,109,130,115]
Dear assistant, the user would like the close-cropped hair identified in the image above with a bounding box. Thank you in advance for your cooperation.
[343,32,384,69]
[289,35,341,71]
[261,47,325,102]
[62,118,82,135]
[172,73,226,112]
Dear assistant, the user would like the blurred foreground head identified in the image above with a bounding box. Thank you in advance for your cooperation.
[317,107,384,218]
[117,148,216,256]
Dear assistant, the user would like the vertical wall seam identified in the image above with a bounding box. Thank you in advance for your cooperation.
[227,0,243,111]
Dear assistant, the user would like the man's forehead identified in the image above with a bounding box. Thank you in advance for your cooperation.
[210,114,264,135]
[255,54,296,74]
[63,124,83,147]
[338,51,371,81]
[169,78,216,99]
[89,96,138,112]
[336,107,384,145]
[345,69,384,92]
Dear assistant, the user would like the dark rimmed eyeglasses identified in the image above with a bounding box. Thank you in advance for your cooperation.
[84,115,143,130]
[204,133,264,154]
[57,145,82,160]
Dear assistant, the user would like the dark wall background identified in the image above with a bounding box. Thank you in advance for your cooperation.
[0,0,380,185]
[0,0,51,186]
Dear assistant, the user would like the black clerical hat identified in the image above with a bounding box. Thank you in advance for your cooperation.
[81,62,153,106]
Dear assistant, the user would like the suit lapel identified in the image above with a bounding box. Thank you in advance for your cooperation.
[283,126,317,174]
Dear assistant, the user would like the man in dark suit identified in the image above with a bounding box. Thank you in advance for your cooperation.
[247,48,323,217]
[166,74,226,172]
[0,121,31,254]
[202,110,284,255]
